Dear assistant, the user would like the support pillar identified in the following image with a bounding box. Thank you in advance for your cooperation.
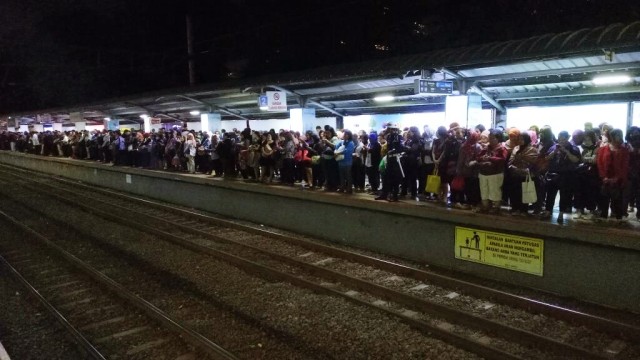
[445,94,486,129]
[495,109,507,129]
[69,112,85,131]
[289,108,316,133]
[200,113,221,134]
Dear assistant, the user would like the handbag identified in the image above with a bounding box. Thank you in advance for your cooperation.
[425,168,441,194]
[450,175,465,192]
[521,172,537,204]
[575,163,590,174]
[379,155,387,173]
[544,172,560,185]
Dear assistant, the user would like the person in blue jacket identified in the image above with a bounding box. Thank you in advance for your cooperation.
[335,129,356,194]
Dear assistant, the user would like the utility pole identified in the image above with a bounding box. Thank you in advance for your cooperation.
[186,14,196,86]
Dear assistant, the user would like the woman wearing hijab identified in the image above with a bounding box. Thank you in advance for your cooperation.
[507,132,538,216]
[403,126,425,200]
[473,129,508,214]
[454,130,482,209]
[335,130,356,193]
[596,128,629,223]
[540,131,581,223]
[573,130,600,220]
[419,125,435,200]
[365,131,382,194]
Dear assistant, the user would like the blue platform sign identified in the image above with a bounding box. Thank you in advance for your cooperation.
[415,79,453,95]
[258,95,268,107]
[107,120,119,131]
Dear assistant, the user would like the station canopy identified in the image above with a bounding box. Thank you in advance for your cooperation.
[5,21,640,125]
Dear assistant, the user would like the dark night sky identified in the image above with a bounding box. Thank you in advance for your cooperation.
[1,0,639,113]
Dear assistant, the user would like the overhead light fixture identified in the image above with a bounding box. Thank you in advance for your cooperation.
[373,95,395,102]
[592,74,632,85]
[140,114,149,120]
[104,117,111,121]
[189,110,201,116]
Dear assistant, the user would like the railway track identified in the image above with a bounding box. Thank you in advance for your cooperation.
[0,211,235,360]
[1,165,639,359]
[0,168,481,359]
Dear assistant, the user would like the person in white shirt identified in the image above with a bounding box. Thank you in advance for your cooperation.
[184,133,197,173]
[31,132,41,155]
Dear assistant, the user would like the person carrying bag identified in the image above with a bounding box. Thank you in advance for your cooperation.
[425,167,441,194]
[522,171,537,204]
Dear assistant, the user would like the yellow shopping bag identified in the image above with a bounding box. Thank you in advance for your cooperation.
[425,168,441,194]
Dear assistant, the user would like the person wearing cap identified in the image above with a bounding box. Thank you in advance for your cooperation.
[375,123,405,202]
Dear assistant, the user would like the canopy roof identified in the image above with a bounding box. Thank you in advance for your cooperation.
[5,21,640,125]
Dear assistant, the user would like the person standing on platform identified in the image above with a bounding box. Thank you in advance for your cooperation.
[352,132,367,192]
[280,131,296,186]
[335,129,356,194]
[321,128,340,192]
[540,131,581,223]
[184,133,197,174]
[30,131,41,155]
[573,129,600,220]
[419,126,435,200]
[365,131,382,194]
[597,128,630,223]
[113,130,125,166]
[402,126,425,201]
[473,129,508,214]
[210,133,222,176]
[626,127,640,220]
[375,123,405,202]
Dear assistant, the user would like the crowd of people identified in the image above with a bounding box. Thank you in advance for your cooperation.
[0,120,638,226]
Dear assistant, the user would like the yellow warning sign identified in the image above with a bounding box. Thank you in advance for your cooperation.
[455,226,544,276]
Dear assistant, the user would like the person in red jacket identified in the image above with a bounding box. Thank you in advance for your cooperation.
[472,129,508,214]
[596,128,629,222]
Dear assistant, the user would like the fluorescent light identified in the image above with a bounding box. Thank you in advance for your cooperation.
[104,117,111,121]
[592,75,632,85]
[189,110,201,116]
[140,114,149,120]
[373,95,395,102]
[259,106,269,111]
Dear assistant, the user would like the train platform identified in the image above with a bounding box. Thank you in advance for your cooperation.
[1,151,638,313]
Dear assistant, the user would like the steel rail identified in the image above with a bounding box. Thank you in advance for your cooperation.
[7,165,640,342]
[8,192,521,360]
[0,253,107,360]
[0,210,238,360]
[7,177,611,360]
